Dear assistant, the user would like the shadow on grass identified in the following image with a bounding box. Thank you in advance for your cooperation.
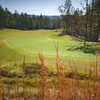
[67,44,97,55]
[58,32,70,36]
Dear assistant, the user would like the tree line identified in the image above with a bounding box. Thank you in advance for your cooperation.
[59,0,100,42]
[0,6,61,30]
[0,0,100,42]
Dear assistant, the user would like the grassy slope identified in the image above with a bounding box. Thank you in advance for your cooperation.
[0,29,33,65]
[0,29,97,71]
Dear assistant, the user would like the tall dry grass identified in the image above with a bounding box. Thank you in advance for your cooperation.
[0,43,100,100]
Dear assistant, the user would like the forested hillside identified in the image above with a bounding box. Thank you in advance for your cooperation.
[0,6,61,30]
[59,0,100,42]
[0,0,100,42]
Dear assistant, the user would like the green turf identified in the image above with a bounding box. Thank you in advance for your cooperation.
[0,29,97,69]
[7,29,96,58]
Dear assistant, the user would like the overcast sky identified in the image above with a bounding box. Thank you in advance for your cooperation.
[0,0,85,15]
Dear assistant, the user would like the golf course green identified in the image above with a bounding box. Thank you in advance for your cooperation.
[0,29,96,68]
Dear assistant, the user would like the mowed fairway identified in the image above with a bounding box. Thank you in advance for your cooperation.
[8,30,96,58]
[0,29,97,71]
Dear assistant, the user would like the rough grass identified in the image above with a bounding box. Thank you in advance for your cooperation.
[0,29,33,65]
[0,51,99,100]
[0,40,22,65]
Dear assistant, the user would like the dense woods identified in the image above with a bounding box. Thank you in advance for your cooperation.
[0,6,61,30]
[59,0,100,42]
